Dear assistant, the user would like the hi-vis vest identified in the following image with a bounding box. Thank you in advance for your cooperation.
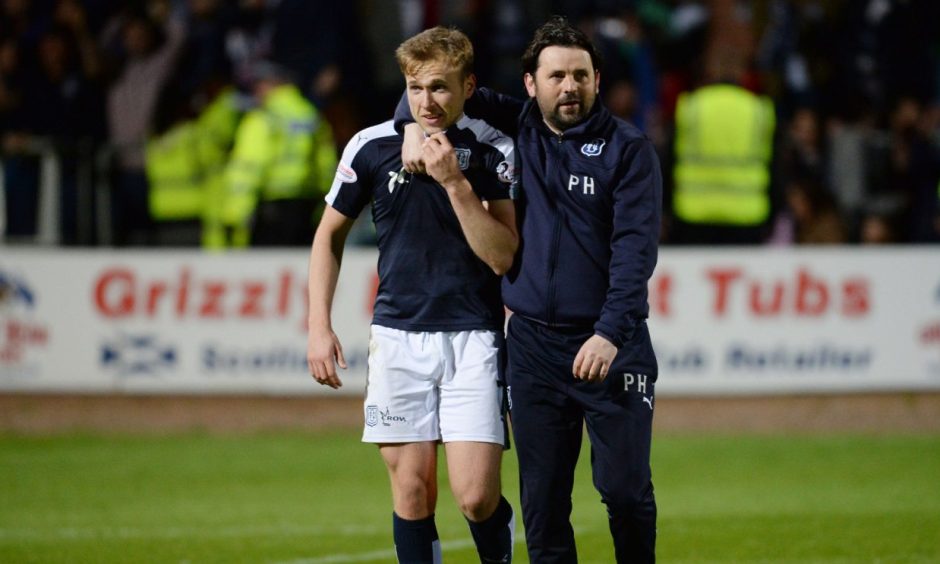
[146,121,203,221]
[196,88,242,249]
[222,84,337,228]
[673,84,775,226]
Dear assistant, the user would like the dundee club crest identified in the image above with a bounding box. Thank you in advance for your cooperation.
[455,147,472,170]
[580,138,606,157]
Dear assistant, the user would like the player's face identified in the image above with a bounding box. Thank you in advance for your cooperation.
[525,46,599,133]
[405,61,475,134]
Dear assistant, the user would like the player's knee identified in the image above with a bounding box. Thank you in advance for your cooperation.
[456,488,499,522]
[392,475,435,517]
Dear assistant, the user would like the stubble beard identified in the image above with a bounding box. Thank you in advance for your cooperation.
[542,93,591,132]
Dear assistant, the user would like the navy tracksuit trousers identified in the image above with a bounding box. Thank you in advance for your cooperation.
[506,314,657,563]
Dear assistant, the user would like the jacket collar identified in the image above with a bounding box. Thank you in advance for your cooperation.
[521,97,610,139]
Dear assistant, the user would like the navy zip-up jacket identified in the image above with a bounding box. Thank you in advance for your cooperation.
[395,88,662,372]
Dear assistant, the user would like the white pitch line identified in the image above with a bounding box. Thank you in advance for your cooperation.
[0,523,383,541]
[270,539,477,564]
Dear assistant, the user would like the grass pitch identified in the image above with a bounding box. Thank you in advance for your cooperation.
[1,431,938,563]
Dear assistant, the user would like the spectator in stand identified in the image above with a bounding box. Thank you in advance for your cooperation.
[0,0,44,47]
[19,25,103,244]
[270,0,367,148]
[270,0,343,106]
[101,2,186,246]
[777,106,825,187]
[859,199,904,245]
[52,0,104,83]
[885,96,940,243]
[0,32,36,239]
[783,179,847,245]
[0,35,22,137]
[589,7,662,137]
[224,0,275,93]
[175,0,233,104]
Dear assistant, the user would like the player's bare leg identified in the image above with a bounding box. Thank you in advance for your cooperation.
[380,442,442,564]
[445,440,514,562]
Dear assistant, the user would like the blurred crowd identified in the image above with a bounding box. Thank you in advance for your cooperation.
[1,0,938,247]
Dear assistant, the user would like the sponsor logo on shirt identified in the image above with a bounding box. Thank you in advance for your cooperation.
[496,160,515,184]
[336,162,357,183]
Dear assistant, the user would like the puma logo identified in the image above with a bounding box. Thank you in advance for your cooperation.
[642,396,653,411]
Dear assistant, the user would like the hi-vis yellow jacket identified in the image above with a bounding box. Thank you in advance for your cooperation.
[145,121,203,222]
[145,88,243,248]
[196,88,242,249]
[222,84,336,237]
[673,84,775,226]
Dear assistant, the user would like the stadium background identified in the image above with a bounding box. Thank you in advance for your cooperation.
[1,1,939,562]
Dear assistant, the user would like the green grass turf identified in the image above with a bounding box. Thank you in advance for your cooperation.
[1,431,938,563]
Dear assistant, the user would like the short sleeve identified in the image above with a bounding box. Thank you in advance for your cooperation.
[479,139,517,202]
[325,136,373,219]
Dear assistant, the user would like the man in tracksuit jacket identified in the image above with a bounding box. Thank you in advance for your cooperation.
[400,16,661,563]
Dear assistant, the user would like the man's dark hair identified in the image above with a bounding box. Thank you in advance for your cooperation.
[521,16,602,75]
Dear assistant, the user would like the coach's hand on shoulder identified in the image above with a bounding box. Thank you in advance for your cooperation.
[402,123,426,174]
[307,328,347,389]
[572,334,617,382]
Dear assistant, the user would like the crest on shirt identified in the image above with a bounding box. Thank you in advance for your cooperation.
[366,405,378,427]
[455,147,472,170]
[336,162,357,183]
[580,138,606,157]
[496,160,515,184]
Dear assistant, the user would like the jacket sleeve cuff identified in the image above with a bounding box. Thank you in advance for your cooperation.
[593,317,638,349]
[593,326,623,349]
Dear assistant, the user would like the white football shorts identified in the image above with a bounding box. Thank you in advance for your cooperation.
[362,324,505,445]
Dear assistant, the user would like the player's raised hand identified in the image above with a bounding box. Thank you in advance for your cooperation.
[401,123,427,174]
[422,132,464,188]
[572,334,617,382]
[307,328,347,389]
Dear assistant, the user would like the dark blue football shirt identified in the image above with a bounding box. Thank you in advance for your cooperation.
[326,117,516,332]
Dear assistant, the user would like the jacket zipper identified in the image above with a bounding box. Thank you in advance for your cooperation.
[545,133,564,325]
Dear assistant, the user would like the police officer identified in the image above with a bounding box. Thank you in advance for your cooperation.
[145,106,204,246]
[145,84,243,248]
[223,61,337,246]
[194,85,242,250]
[400,16,662,563]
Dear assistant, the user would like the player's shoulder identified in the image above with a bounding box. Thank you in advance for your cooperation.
[454,115,514,160]
[344,120,401,157]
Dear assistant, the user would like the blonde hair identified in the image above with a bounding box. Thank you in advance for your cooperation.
[395,26,474,79]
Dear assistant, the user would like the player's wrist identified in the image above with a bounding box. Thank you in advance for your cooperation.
[307,317,333,334]
[441,175,472,197]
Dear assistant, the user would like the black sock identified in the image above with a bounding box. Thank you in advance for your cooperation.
[392,512,441,564]
[466,496,514,563]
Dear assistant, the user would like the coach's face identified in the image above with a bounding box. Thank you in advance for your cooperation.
[406,61,475,134]
[525,46,599,134]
